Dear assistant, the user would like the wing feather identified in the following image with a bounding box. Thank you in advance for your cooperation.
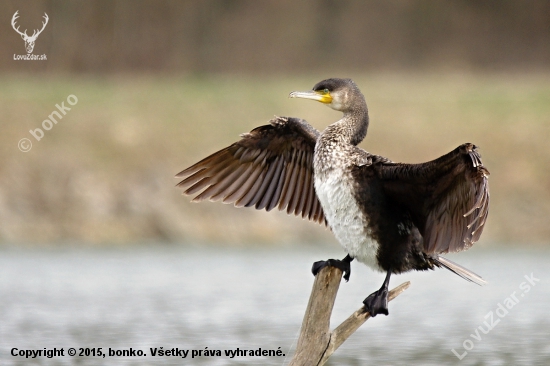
[255,157,285,210]
[259,161,285,210]
[281,150,301,213]
[287,151,304,215]
[235,169,266,208]
[229,167,264,206]
[221,163,256,203]
[294,157,308,217]
[302,161,314,219]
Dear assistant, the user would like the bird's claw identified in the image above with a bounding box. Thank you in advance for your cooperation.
[311,257,352,282]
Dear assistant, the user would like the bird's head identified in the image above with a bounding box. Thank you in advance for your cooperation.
[289,78,364,113]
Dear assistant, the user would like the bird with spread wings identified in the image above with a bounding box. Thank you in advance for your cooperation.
[176,78,489,316]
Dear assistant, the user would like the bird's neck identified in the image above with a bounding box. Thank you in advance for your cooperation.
[327,107,369,146]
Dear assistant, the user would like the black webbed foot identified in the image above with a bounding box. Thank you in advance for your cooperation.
[362,269,392,317]
[311,254,354,282]
[363,287,389,317]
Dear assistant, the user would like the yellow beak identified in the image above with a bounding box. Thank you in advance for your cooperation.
[289,90,332,104]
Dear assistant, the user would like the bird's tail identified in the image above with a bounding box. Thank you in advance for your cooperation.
[433,255,487,286]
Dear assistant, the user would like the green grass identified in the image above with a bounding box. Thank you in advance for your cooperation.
[1,72,549,245]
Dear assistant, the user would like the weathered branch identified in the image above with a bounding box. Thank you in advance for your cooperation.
[289,266,411,366]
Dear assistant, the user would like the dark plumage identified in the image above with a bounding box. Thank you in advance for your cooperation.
[176,78,489,316]
[177,117,324,222]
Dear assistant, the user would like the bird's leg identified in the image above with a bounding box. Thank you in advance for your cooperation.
[311,254,354,282]
[363,269,392,317]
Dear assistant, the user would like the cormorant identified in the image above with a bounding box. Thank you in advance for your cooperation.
[176,78,489,317]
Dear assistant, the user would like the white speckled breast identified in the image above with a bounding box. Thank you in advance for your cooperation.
[314,169,382,272]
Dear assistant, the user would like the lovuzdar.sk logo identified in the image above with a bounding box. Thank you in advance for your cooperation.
[12,10,48,61]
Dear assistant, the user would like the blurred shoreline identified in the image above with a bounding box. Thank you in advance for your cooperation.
[1,72,549,246]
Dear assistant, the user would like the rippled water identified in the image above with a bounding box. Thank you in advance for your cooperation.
[0,244,549,365]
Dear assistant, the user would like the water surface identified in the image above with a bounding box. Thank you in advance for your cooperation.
[1,244,548,365]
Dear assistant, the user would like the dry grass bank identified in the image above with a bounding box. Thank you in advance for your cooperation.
[1,72,549,245]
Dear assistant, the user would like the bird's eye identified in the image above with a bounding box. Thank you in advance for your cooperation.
[323,89,329,94]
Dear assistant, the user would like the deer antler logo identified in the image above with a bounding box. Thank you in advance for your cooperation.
[11,11,49,54]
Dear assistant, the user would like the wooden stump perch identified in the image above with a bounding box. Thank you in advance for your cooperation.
[288,266,411,366]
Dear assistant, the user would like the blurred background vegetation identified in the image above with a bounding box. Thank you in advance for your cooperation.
[1,0,549,246]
